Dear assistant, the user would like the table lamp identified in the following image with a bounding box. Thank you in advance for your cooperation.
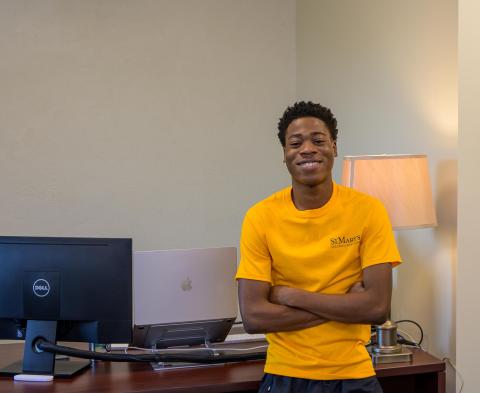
[341,154,437,363]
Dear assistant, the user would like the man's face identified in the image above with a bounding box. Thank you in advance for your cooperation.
[283,117,337,188]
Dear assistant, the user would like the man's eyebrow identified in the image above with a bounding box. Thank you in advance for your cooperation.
[287,133,303,140]
[287,131,327,140]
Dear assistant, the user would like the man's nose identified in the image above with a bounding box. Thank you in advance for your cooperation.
[299,140,316,154]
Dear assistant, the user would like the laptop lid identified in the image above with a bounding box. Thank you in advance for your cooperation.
[133,247,237,326]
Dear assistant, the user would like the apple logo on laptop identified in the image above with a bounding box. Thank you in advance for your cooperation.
[181,277,192,291]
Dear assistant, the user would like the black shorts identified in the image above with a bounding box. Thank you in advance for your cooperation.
[258,373,383,393]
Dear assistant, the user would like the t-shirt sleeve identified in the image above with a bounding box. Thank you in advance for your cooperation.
[235,209,272,283]
[360,199,402,269]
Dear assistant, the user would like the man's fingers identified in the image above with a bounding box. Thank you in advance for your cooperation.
[348,281,365,293]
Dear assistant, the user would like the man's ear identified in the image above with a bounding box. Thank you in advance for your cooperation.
[333,141,338,157]
[283,147,286,163]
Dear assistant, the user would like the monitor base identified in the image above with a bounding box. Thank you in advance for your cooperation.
[0,358,90,378]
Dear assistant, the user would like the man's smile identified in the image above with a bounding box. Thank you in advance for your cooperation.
[297,160,323,168]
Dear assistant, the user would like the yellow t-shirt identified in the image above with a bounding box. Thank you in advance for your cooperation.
[236,182,401,380]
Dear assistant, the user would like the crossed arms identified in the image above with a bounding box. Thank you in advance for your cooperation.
[238,262,392,334]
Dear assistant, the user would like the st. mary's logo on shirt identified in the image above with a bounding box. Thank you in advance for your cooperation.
[330,234,361,248]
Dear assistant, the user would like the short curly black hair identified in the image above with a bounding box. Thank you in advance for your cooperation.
[277,101,338,147]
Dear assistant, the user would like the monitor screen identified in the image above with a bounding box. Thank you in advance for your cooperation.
[0,236,132,377]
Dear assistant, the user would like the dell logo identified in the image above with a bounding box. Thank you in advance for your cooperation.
[32,279,50,297]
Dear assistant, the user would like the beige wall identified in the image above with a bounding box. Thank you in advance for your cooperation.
[458,1,480,391]
[297,1,457,391]
[0,0,295,251]
[1,4,469,391]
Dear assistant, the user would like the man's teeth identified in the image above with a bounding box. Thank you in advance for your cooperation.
[300,162,319,167]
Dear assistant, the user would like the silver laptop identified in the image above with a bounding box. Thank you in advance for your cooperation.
[132,247,238,348]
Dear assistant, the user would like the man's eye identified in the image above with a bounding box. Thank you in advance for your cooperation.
[313,140,324,145]
[289,142,301,148]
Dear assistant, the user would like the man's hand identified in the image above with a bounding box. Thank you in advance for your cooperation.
[238,279,327,334]
[348,281,365,294]
[270,281,366,306]
[269,285,298,306]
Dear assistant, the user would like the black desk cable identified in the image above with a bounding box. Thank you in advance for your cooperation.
[34,339,266,364]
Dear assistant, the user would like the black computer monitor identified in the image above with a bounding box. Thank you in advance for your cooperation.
[0,236,132,377]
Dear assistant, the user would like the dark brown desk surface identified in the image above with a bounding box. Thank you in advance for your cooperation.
[0,343,445,393]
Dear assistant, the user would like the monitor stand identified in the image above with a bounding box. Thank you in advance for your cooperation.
[0,320,90,378]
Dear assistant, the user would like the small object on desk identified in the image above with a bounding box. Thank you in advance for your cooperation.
[223,333,266,343]
[14,374,54,382]
[105,343,129,351]
[151,361,225,371]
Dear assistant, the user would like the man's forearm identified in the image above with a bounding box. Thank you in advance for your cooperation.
[237,278,326,334]
[241,300,326,334]
[270,264,392,325]
[282,290,388,325]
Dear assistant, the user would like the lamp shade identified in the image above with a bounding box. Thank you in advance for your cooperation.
[341,154,437,230]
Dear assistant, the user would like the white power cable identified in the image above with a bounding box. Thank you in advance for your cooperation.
[442,357,464,393]
[123,344,268,355]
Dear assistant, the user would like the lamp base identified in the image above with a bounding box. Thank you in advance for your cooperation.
[370,320,413,364]
[373,343,402,354]
[371,346,413,364]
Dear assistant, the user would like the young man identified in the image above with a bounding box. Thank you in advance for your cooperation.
[236,101,401,393]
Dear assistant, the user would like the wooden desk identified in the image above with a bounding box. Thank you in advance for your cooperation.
[0,344,445,393]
